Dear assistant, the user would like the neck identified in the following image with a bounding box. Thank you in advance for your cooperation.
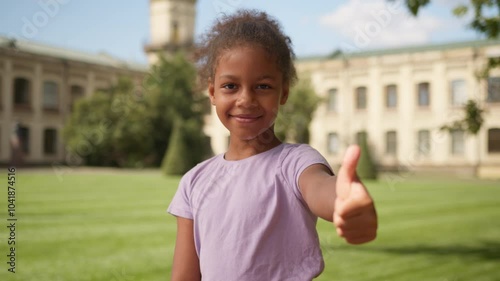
[224,128,282,161]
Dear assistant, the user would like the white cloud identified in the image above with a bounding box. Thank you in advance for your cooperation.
[319,0,449,50]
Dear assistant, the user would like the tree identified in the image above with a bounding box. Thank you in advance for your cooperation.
[64,53,212,169]
[162,119,191,175]
[143,53,212,166]
[396,0,500,75]
[63,77,154,167]
[356,132,378,180]
[275,78,321,143]
[398,0,500,38]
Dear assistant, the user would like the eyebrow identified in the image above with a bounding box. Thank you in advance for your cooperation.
[218,74,277,80]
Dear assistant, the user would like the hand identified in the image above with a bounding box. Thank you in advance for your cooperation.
[334,145,378,244]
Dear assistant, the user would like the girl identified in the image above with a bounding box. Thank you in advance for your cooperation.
[168,10,377,281]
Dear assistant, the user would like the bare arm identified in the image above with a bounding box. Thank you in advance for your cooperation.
[171,217,201,281]
[298,163,337,222]
[298,145,378,244]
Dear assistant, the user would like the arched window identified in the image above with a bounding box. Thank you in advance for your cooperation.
[13,77,31,107]
[355,86,367,109]
[488,128,500,153]
[43,81,59,110]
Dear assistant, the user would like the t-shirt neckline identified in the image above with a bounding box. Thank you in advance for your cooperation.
[220,143,285,165]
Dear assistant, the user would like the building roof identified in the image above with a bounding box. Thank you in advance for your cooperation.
[297,38,500,62]
[0,36,148,72]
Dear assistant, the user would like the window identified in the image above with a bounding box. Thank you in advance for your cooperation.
[70,85,85,112]
[44,128,57,155]
[451,129,465,155]
[327,133,339,154]
[355,87,367,109]
[327,88,337,112]
[18,125,30,154]
[417,130,431,155]
[385,84,397,108]
[43,81,59,110]
[0,76,3,109]
[171,20,179,43]
[13,77,31,106]
[451,79,467,106]
[356,131,367,145]
[487,77,500,103]
[488,128,500,153]
[386,131,397,155]
[417,82,430,107]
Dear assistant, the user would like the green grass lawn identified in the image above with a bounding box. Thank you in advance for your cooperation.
[0,170,499,281]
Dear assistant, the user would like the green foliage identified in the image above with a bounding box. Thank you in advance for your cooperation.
[356,132,378,180]
[63,77,154,167]
[399,0,500,76]
[275,78,321,143]
[398,0,431,16]
[162,118,212,175]
[162,120,191,175]
[144,53,211,166]
[64,53,212,169]
[440,99,484,135]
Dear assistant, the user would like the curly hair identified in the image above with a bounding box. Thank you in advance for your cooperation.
[194,9,297,87]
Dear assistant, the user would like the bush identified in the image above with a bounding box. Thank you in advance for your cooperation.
[356,132,378,180]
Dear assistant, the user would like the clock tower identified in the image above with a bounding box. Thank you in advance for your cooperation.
[144,0,197,64]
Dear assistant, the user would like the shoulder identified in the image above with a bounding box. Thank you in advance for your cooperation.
[179,153,223,185]
[280,143,322,159]
[280,143,333,175]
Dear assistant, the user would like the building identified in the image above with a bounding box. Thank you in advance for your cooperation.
[298,41,500,176]
[0,36,147,165]
[144,0,197,64]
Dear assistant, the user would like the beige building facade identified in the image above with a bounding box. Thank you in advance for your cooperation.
[0,37,147,165]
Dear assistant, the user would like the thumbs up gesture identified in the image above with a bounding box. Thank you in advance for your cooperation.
[334,145,378,244]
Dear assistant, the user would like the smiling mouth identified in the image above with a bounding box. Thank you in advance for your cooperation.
[230,114,262,123]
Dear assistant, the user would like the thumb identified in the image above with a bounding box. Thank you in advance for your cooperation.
[336,145,361,200]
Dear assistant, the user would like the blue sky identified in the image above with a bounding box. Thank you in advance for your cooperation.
[0,0,480,64]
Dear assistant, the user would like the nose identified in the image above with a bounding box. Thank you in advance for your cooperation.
[236,87,257,108]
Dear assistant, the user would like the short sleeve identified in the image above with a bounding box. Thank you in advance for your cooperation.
[167,172,194,219]
[280,144,333,203]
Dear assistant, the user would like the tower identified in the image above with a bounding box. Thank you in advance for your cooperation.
[144,0,197,65]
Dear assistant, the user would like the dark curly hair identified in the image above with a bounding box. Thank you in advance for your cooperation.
[194,9,297,88]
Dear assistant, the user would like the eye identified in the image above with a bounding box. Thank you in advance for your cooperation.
[256,84,271,90]
[222,83,237,90]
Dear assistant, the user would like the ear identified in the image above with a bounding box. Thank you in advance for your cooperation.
[208,80,216,105]
[280,83,290,105]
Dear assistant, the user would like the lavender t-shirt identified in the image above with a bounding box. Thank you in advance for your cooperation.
[167,143,333,281]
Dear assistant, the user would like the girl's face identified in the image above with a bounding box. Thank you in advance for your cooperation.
[208,45,289,141]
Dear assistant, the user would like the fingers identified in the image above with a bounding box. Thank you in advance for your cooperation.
[334,211,378,244]
[336,145,361,200]
[333,183,378,244]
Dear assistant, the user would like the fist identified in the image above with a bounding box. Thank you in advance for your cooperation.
[334,145,378,244]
